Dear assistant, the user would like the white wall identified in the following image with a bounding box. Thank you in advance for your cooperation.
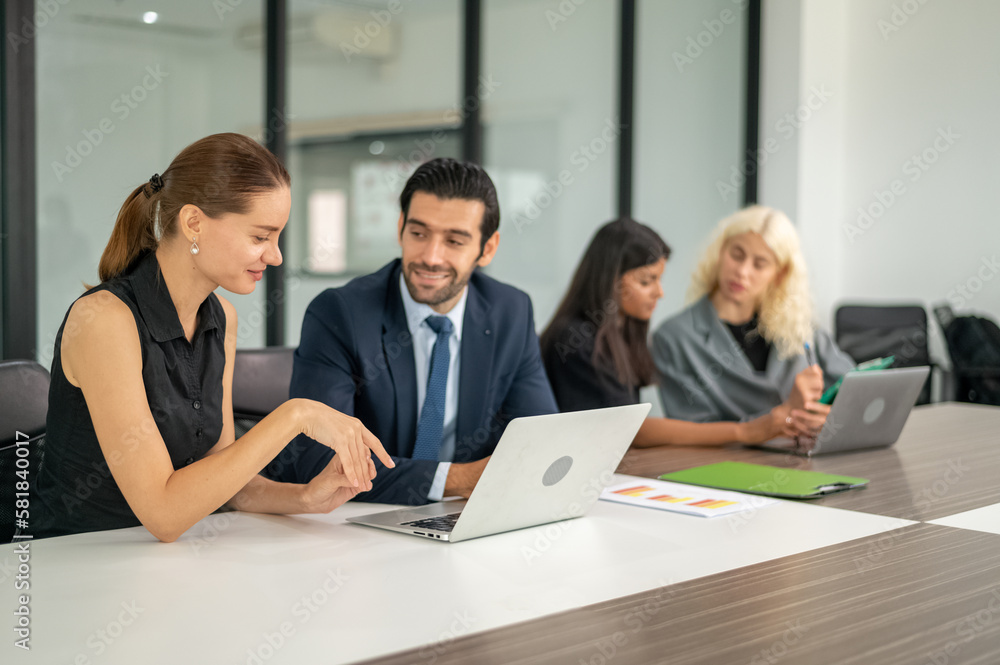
[760,0,1000,342]
[838,0,1000,322]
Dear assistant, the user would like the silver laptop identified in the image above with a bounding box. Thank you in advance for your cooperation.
[347,403,650,542]
[756,366,930,456]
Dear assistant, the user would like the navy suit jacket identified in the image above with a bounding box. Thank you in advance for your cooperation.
[265,259,558,505]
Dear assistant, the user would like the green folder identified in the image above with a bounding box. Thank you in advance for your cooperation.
[659,462,869,499]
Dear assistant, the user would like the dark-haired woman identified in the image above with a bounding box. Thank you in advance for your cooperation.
[540,218,821,447]
[33,133,393,542]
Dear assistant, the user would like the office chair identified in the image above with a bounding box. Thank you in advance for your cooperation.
[232,347,294,439]
[834,304,934,405]
[0,360,50,543]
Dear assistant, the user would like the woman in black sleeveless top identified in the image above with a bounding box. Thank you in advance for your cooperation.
[539,218,821,448]
[33,133,393,542]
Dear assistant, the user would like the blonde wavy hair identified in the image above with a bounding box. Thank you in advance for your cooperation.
[688,205,813,359]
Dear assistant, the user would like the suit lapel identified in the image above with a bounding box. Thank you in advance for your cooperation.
[382,265,418,457]
[456,279,495,462]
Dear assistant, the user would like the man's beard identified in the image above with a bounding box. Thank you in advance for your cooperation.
[402,262,470,306]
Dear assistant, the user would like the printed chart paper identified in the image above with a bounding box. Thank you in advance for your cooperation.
[601,479,777,518]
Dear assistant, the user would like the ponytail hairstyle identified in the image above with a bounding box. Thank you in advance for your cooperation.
[98,132,290,282]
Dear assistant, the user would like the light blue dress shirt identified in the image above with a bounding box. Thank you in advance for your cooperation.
[399,274,467,501]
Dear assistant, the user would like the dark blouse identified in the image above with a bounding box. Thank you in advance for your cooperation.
[33,252,225,539]
[543,318,640,413]
[724,315,771,373]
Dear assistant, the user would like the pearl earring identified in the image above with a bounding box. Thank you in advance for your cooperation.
[190,237,200,255]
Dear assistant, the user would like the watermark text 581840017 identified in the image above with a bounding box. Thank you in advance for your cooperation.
[12,430,34,651]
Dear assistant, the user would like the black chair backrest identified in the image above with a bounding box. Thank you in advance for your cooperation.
[0,360,50,543]
[0,360,50,446]
[834,304,931,404]
[232,348,294,438]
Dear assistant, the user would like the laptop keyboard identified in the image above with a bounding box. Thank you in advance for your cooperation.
[400,512,462,532]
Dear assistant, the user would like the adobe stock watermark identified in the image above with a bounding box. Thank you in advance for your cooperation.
[725,492,778,535]
[235,275,302,344]
[549,298,621,363]
[244,569,349,665]
[578,581,674,665]
[0,554,17,586]
[716,85,833,202]
[340,0,411,62]
[51,65,170,183]
[843,126,959,243]
[853,522,908,575]
[11,542,31,651]
[418,610,478,664]
[189,509,245,554]
[750,620,810,665]
[913,458,970,515]
[6,0,72,54]
[877,0,933,41]
[64,601,145,663]
[520,469,615,564]
[857,460,969,574]
[925,587,1000,665]
[546,0,588,31]
[383,74,502,189]
[946,256,1000,310]
[673,0,749,73]
[858,461,968,573]
[510,116,623,233]
[214,0,254,21]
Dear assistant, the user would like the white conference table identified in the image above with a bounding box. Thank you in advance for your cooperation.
[4,403,1000,664]
[2,477,910,665]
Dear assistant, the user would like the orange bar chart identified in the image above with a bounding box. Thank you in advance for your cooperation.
[612,485,654,497]
[687,499,738,509]
[648,494,693,504]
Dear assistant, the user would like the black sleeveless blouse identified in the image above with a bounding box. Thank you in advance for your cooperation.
[33,252,225,539]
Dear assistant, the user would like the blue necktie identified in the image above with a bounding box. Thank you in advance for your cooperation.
[412,315,454,461]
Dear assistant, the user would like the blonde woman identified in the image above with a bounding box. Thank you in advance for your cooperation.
[651,205,854,432]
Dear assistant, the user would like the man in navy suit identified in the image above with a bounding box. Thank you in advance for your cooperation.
[266,158,558,505]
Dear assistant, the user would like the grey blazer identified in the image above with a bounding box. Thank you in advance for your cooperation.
[651,297,856,423]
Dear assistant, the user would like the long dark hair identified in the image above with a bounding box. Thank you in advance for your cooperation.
[99,132,290,282]
[541,218,671,387]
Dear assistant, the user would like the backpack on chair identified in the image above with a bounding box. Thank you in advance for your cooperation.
[941,313,1000,405]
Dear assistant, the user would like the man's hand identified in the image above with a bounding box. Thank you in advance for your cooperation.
[443,457,491,498]
[299,455,375,514]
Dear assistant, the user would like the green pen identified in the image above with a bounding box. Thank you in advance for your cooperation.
[819,355,896,405]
